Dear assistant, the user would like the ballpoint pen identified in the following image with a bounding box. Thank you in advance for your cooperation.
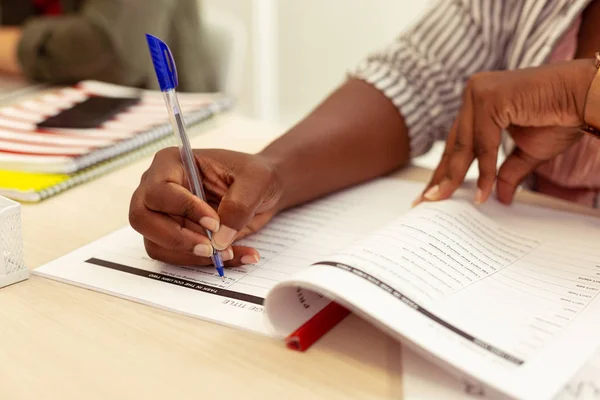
[145,33,225,281]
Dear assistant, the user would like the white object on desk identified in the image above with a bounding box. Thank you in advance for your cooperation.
[0,196,28,288]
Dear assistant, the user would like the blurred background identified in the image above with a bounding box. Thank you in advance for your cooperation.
[202,0,432,127]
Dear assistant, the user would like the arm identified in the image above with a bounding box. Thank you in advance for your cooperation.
[17,0,176,85]
[0,28,22,75]
[129,1,522,265]
[262,0,518,211]
[261,78,409,210]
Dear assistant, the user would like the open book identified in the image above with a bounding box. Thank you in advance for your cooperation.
[34,179,600,400]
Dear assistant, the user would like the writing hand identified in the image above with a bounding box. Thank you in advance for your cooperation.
[129,148,283,266]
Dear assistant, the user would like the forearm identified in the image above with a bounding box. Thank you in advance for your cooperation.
[260,78,410,210]
[0,28,22,75]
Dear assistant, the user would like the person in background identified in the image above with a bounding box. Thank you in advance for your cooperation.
[129,0,600,268]
[0,0,215,91]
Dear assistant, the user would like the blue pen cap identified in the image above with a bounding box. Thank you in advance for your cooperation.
[145,33,178,91]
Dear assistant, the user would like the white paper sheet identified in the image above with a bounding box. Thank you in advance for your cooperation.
[34,179,425,334]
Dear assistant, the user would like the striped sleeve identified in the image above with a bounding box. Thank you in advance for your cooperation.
[352,0,523,157]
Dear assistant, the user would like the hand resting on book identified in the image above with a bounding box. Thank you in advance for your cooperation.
[415,58,598,206]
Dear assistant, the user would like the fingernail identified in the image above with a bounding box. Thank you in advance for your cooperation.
[199,216,220,232]
[220,248,234,261]
[411,196,422,208]
[193,244,213,257]
[423,185,440,201]
[474,189,484,205]
[241,255,260,265]
[212,225,237,250]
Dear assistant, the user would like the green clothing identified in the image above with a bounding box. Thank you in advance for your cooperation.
[1,0,215,92]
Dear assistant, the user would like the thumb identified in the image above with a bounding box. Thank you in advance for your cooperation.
[212,170,273,250]
[496,149,541,205]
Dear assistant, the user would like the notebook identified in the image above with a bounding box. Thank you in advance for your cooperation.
[0,80,231,174]
[34,178,600,400]
[0,134,177,202]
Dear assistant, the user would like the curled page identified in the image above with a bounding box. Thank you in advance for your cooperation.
[264,199,600,400]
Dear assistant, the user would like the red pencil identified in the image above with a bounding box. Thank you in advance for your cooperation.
[285,302,351,351]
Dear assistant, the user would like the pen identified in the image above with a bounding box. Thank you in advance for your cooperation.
[145,33,225,281]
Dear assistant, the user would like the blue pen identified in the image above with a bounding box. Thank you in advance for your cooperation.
[146,34,225,281]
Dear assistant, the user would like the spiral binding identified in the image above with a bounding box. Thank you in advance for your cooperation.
[37,97,234,201]
[73,97,233,171]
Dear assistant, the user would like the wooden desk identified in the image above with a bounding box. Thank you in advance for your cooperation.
[0,116,402,400]
[0,115,598,400]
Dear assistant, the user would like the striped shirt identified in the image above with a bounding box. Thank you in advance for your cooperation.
[354,0,591,158]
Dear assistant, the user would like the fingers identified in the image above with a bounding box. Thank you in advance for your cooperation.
[421,91,476,203]
[212,163,278,250]
[138,148,221,231]
[414,122,457,206]
[473,108,501,204]
[496,149,541,205]
[144,179,220,233]
[419,76,503,205]
[437,89,476,200]
[144,238,261,267]
[130,194,212,254]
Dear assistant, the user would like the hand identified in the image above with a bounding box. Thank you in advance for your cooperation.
[0,28,22,75]
[415,58,598,205]
[129,148,283,267]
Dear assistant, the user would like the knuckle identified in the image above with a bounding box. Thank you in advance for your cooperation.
[144,240,161,261]
[128,203,145,231]
[143,184,165,211]
[140,170,149,184]
[453,139,470,153]
[178,196,198,220]
[467,72,491,89]
[467,72,498,101]
[473,141,491,156]
[221,198,252,217]
[153,147,179,163]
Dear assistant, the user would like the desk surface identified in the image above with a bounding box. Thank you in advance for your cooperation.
[0,115,598,400]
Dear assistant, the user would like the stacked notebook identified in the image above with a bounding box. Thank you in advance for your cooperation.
[0,80,232,202]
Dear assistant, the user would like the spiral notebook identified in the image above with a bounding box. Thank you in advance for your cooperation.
[0,134,179,202]
[0,80,231,201]
[0,80,231,174]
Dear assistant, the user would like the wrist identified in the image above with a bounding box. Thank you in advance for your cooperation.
[0,28,22,75]
[258,145,300,212]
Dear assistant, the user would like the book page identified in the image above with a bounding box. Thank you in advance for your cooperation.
[34,179,424,334]
[557,349,600,400]
[265,199,600,400]
[401,341,600,400]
